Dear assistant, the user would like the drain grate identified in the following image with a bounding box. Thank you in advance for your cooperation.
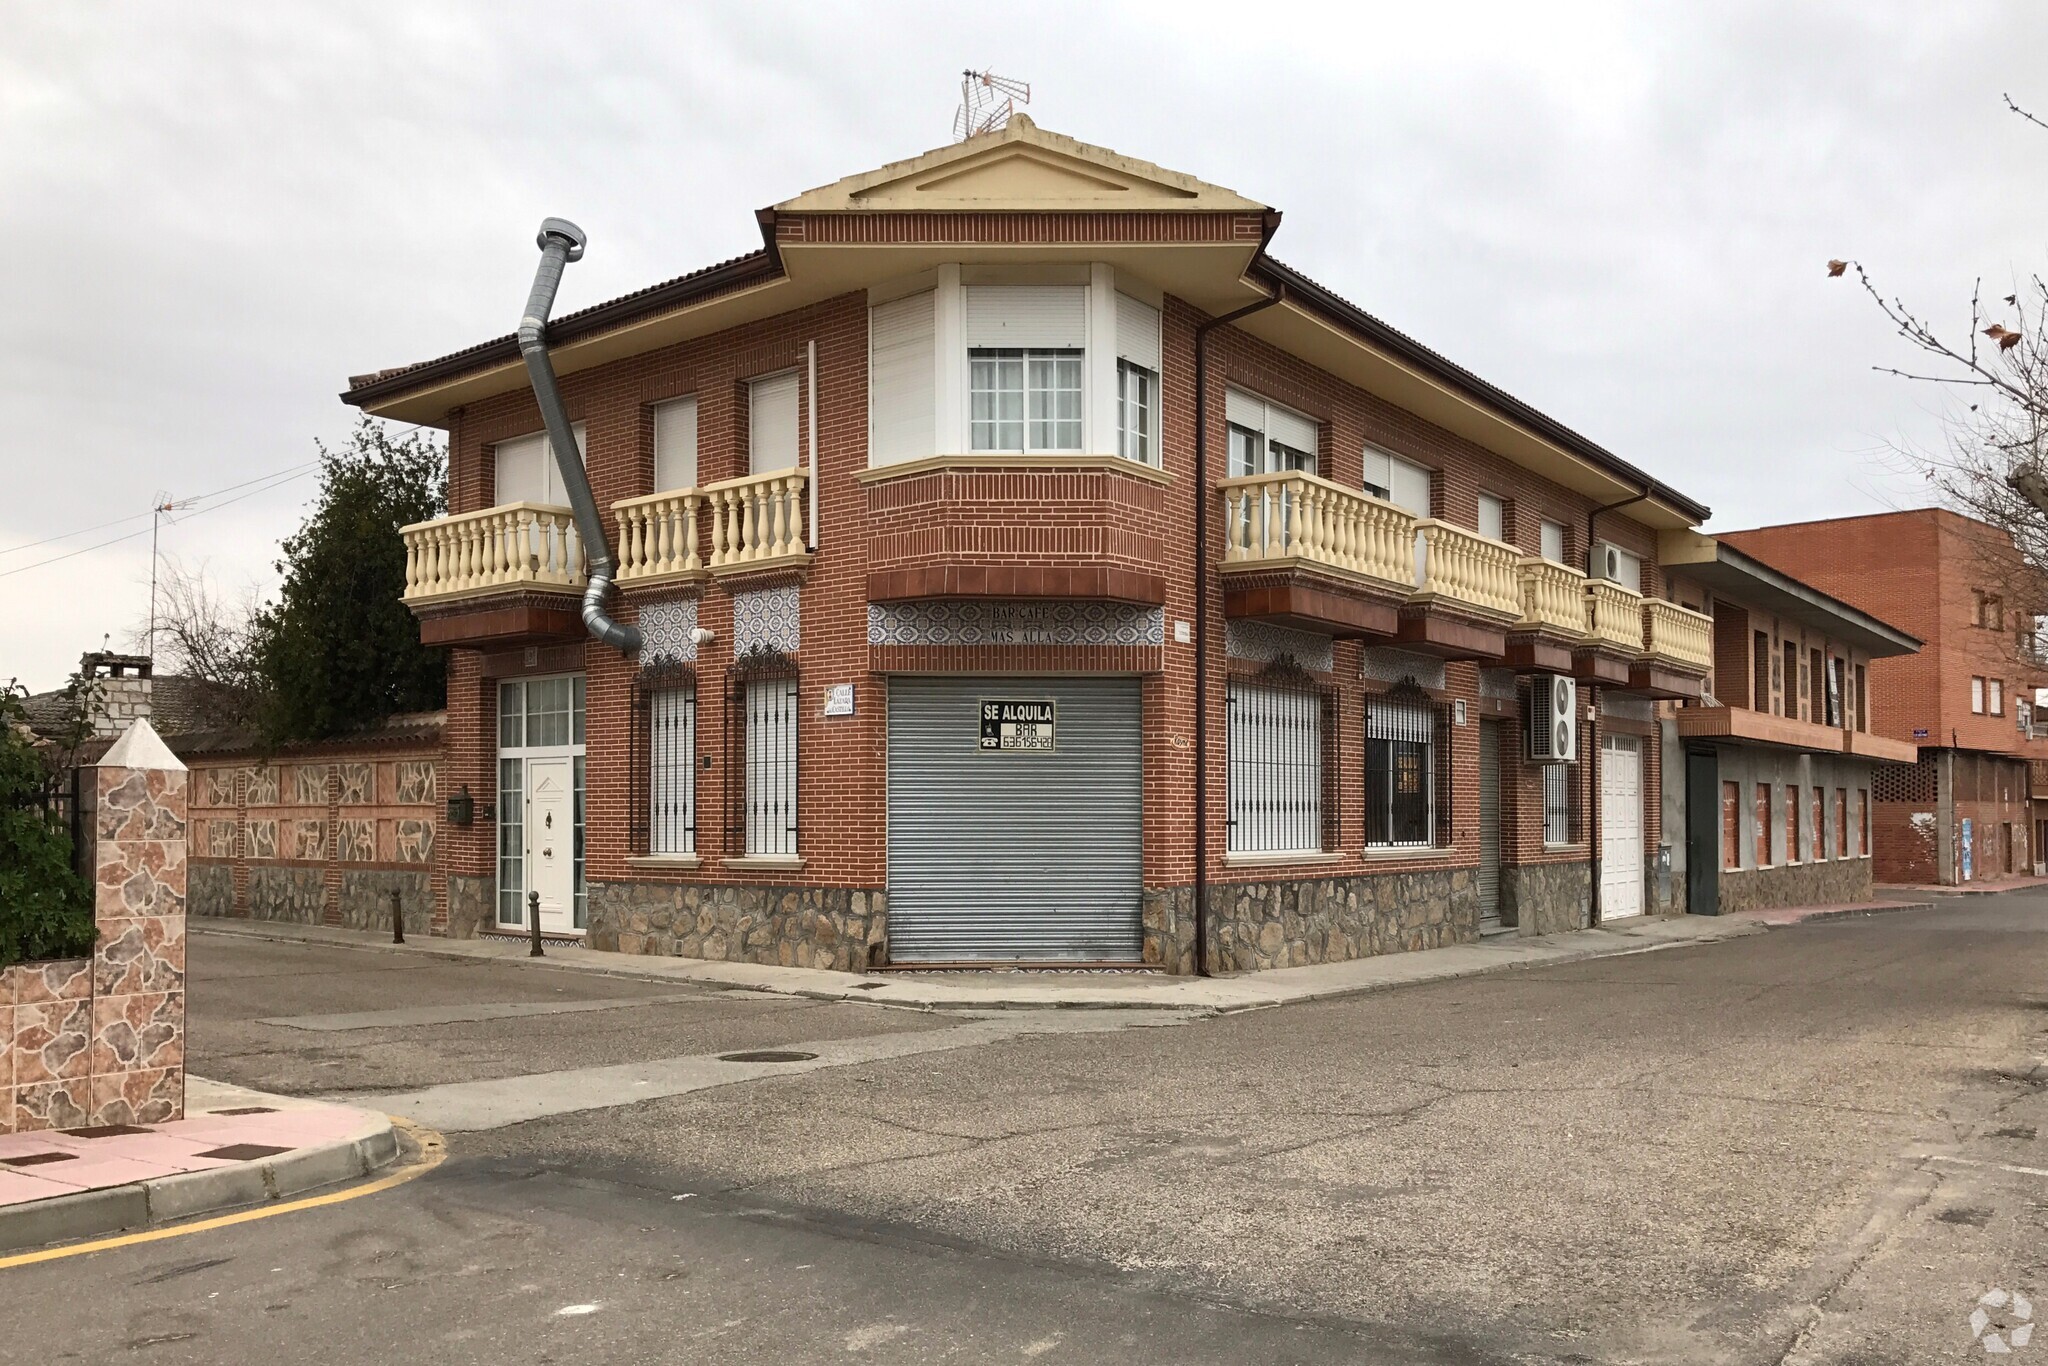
[194,1143,290,1161]
[208,1107,279,1116]
[0,1152,77,1168]
[717,1050,818,1064]
[62,1123,155,1138]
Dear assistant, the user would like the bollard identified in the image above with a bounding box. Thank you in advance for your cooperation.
[390,887,405,944]
[528,889,544,957]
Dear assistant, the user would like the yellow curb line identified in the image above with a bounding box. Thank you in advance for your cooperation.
[0,1116,446,1271]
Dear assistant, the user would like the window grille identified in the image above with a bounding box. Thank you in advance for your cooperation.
[631,661,697,856]
[1543,761,1573,846]
[727,651,798,857]
[1227,678,1324,854]
[1365,691,1437,849]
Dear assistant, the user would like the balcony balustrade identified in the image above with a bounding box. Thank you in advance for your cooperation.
[1411,520,1521,621]
[1642,597,1714,673]
[1218,471,1416,592]
[704,468,811,576]
[400,503,585,605]
[613,489,705,587]
[1583,578,1646,654]
[1513,557,1588,638]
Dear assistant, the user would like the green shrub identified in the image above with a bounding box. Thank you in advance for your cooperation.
[0,689,96,968]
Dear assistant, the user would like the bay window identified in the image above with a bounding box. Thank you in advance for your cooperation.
[970,349,1082,452]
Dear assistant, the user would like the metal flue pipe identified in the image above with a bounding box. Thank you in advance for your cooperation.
[517,218,641,654]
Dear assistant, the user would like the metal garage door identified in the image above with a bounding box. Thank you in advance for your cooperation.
[887,677,1143,962]
[1600,733,1644,920]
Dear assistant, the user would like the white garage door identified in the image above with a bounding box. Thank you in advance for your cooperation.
[1601,733,1644,920]
[887,677,1144,962]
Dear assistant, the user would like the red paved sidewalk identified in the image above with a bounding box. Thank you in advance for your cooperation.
[0,1078,396,1236]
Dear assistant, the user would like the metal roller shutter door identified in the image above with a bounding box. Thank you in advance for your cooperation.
[888,677,1143,962]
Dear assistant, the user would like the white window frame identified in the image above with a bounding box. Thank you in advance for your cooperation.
[648,683,696,855]
[744,676,799,857]
[970,348,1084,453]
[1972,676,1986,714]
[1116,358,1157,465]
[1990,678,2005,716]
[1227,681,1323,855]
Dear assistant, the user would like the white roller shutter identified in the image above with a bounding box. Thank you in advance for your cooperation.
[652,397,697,492]
[887,677,1143,962]
[1389,456,1432,517]
[868,291,936,466]
[494,425,585,505]
[965,285,1086,349]
[748,372,800,474]
[1115,293,1161,371]
[1225,388,1319,461]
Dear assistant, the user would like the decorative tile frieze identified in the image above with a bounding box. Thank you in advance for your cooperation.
[734,585,800,654]
[1224,620,1335,674]
[1361,647,1446,692]
[639,597,700,666]
[868,600,1164,648]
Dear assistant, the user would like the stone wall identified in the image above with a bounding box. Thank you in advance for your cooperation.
[1717,858,1873,913]
[183,727,441,931]
[586,881,885,973]
[1202,868,1479,973]
[338,870,434,935]
[189,862,234,919]
[445,873,490,940]
[1,721,187,1133]
[1502,861,1592,935]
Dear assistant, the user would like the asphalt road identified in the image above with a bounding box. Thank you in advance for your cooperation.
[12,898,2048,1364]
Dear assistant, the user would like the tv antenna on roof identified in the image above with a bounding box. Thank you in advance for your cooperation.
[953,70,1030,142]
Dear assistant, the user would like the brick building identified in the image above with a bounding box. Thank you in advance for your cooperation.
[342,118,1735,974]
[1723,509,2048,884]
[1655,534,1920,912]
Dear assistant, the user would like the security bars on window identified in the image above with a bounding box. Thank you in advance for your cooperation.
[1543,760,1573,846]
[1227,681,1324,854]
[1366,696,1436,849]
[727,653,799,858]
[630,669,697,857]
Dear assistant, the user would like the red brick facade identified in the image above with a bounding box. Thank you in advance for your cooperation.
[1725,510,2048,883]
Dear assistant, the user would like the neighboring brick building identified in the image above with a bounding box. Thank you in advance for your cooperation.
[342,117,1738,974]
[1655,535,1920,912]
[1724,509,2048,884]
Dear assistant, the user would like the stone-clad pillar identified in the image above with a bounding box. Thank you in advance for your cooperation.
[89,718,188,1125]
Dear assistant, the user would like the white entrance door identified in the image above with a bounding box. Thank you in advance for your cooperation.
[1601,734,1644,920]
[526,756,577,935]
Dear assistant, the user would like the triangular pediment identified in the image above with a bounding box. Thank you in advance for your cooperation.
[774,116,1266,215]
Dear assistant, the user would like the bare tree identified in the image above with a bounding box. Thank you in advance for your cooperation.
[1832,92,2048,677]
[130,554,265,730]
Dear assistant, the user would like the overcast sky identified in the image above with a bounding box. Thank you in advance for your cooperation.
[3,2,2042,692]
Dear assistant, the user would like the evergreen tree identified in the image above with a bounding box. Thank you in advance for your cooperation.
[251,419,446,741]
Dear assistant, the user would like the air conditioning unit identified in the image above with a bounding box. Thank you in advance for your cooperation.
[1527,673,1578,762]
[1589,540,1629,583]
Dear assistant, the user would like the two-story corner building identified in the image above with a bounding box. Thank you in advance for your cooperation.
[1653,535,1921,914]
[1723,509,2048,884]
[341,118,1721,976]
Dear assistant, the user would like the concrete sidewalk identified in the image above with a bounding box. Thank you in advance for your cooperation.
[1879,874,2048,898]
[185,905,1889,1014]
[0,1079,404,1253]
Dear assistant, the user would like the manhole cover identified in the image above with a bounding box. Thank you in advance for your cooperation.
[194,1143,291,1162]
[717,1050,818,1064]
[62,1123,154,1138]
[0,1152,77,1168]
[209,1106,279,1117]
